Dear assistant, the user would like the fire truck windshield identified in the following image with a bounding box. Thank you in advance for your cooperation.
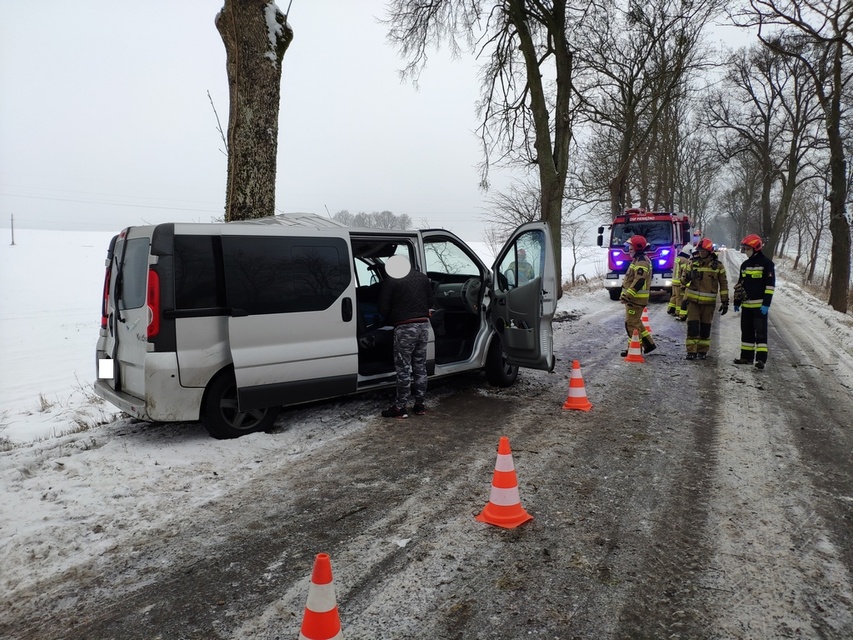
[610,222,674,247]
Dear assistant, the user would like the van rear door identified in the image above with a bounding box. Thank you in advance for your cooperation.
[220,227,358,411]
[489,222,557,370]
[102,228,154,399]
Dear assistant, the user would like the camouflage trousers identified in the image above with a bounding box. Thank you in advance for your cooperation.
[393,321,429,408]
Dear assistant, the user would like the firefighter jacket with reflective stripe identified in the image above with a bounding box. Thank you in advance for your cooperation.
[735,251,775,309]
[683,253,728,306]
[672,252,690,286]
[621,254,651,305]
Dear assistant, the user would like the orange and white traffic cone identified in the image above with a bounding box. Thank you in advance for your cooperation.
[299,553,343,640]
[624,329,645,363]
[642,307,652,333]
[475,436,533,529]
[562,359,593,411]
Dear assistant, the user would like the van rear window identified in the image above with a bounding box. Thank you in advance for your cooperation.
[117,238,150,310]
[222,236,350,314]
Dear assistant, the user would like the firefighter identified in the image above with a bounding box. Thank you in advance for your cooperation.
[669,242,693,320]
[733,234,775,370]
[619,235,657,356]
[681,237,729,360]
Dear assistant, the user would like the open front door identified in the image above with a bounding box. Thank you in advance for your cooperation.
[489,222,557,370]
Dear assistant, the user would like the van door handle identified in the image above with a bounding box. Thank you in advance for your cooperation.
[341,297,353,322]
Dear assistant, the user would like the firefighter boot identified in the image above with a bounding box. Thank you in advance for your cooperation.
[641,337,657,355]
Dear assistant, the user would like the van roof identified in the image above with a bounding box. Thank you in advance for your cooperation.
[239,212,348,230]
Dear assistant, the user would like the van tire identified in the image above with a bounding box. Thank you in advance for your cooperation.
[202,370,280,439]
[485,337,518,387]
[608,288,622,301]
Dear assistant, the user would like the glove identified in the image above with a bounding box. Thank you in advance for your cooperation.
[680,300,688,311]
[719,302,728,316]
[760,305,769,315]
[733,304,740,313]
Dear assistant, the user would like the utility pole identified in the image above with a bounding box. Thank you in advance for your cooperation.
[10,214,15,246]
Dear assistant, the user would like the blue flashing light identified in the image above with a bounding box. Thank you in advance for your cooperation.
[615,260,625,267]
[659,249,671,256]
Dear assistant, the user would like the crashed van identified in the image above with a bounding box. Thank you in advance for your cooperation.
[94,213,557,438]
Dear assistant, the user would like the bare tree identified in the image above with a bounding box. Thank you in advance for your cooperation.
[715,151,764,243]
[740,0,853,312]
[573,0,722,216]
[482,176,596,284]
[705,42,824,257]
[384,1,577,290]
[673,124,721,227]
[216,0,293,221]
[480,178,540,242]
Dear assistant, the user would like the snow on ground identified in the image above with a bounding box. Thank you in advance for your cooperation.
[1,228,851,617]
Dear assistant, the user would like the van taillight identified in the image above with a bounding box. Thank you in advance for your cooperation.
[147,269,161,338]
[101,265,111,329]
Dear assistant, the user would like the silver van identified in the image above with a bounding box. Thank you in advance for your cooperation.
[94,213,558,438]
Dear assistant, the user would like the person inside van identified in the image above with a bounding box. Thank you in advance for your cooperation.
[508,248,535,284]
[378,255,435,418]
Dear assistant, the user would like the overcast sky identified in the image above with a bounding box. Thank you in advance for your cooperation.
[0,0,518,240]
[0,1,752,241]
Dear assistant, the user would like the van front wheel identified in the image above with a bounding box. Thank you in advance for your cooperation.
[484,338,519,387]
[202,371,280,439]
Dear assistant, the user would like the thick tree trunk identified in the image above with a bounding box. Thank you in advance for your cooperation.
[825,43,850,313]
[507,0,571,294]
[216,0,292,221]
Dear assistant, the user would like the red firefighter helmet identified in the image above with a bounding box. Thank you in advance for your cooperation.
[741,234,763,251]
[626,235,648,252]
[697,237,714,252]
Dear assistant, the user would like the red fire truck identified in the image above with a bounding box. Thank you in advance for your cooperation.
[597,209,692,301]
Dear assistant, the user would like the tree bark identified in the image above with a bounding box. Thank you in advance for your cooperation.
[506,0,572,292]
[216,0,293,221]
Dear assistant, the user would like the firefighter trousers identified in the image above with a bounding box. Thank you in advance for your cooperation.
[685,302,715,354]
[739,307,769,364]
[624,302,654,348]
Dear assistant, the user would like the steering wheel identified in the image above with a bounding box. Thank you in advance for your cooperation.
[460,277,482,315]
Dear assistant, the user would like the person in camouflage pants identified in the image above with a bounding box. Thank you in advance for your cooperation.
[379,255,436,418]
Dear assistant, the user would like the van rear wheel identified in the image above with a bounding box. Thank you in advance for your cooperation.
[202,371,280,439]
[485,337,518,387]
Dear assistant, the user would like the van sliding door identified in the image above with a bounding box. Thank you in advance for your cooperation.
[221,230,358,411]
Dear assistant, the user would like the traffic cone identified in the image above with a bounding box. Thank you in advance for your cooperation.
[475,436,533,529]
[299,553,343,640]
[642,307,652,333]
[624,329,645,363]
[562,359,593,411]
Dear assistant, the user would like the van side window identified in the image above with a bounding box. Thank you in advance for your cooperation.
[174,235,225,309]
[222,236,350,314]
[117,238,150,310]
